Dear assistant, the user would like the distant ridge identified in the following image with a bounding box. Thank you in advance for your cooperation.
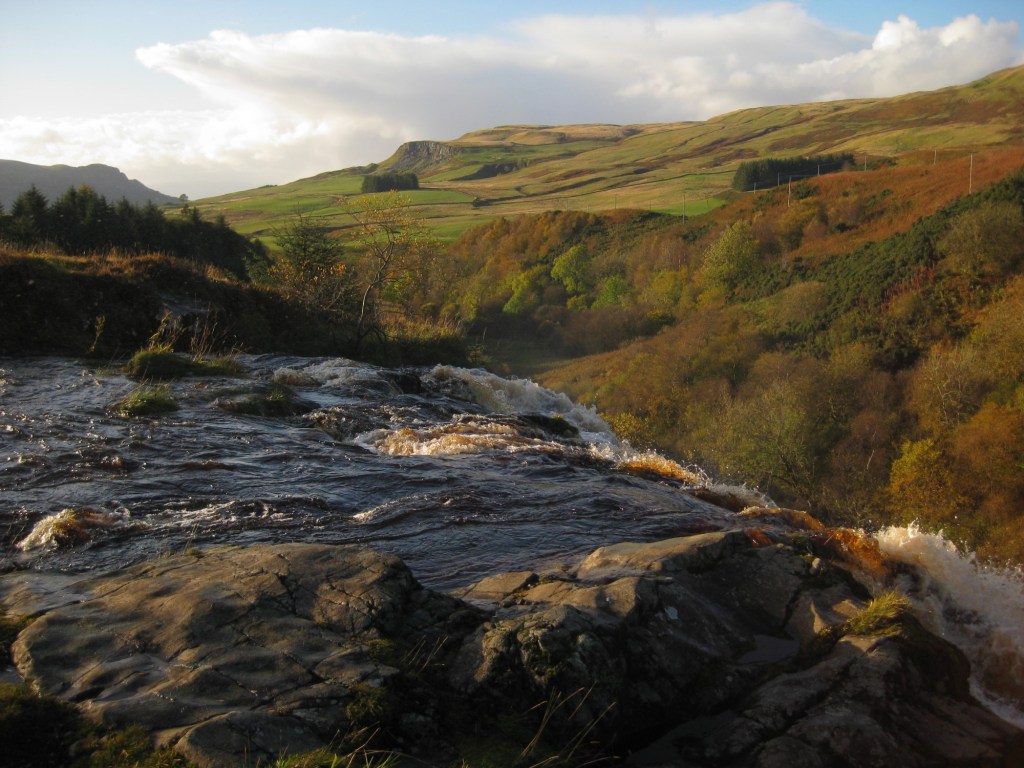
[0,160,177,209]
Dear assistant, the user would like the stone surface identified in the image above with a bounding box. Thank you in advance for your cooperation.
[2,529,1022,767]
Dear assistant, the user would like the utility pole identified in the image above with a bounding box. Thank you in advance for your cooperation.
[682,191,686,221]
[969,153,974,194]
[787,176,792,208]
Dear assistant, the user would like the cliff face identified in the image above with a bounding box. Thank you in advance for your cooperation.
[4,512,1021,767]
[381,140,461,174]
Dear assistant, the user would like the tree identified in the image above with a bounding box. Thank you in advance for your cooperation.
[361,173,419,193]
[342,191,438,350]
[272,212,355,320]
[551,244,592,296]
[939,201,1024,277]
[9,186,49,245]
[697,221,760,299]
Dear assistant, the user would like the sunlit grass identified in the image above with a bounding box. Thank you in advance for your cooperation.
[113,385,179,417]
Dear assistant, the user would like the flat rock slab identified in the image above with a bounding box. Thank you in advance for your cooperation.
[7,543,473,767]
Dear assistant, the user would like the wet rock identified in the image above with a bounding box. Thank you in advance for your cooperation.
[2,530,1021,767]
[5,544,478,767]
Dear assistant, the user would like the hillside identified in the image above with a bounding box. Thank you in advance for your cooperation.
[193,64,1024,241]
[0,160,178,210]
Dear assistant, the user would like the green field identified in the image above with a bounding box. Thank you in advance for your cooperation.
[190,65,1024,243]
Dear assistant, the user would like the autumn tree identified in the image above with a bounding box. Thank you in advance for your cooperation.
[342,191,438,351]
[272,212,355,320]
[939,201,1024,278]
[696,221,760,300]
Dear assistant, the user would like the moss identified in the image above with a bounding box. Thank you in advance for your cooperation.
[198,356,246,376]
[114,385,179,417]
[0,684,196,768]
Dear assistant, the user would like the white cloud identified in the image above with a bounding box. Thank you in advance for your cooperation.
[2,2,1021,197]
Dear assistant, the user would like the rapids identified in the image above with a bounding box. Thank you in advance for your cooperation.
[1,355,1022,725]
[0,356,739,589]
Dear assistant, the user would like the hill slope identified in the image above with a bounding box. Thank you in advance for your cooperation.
[0,160,178,209]
[195,64,1024,241]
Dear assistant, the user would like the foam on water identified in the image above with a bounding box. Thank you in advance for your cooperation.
[874,524,1024,726]
[363,421,566,457]
[274,358,378,388]
[18,507,135,551]
[428,365,613,437]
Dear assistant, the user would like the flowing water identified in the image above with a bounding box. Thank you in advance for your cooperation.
[1,356,1022,725]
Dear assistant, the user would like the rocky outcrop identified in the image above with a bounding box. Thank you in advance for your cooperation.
[2,519,1021,767]
[382,141,461,174]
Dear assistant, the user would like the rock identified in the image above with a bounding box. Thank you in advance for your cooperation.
[2,529,1021,767]
[6,544,479,767]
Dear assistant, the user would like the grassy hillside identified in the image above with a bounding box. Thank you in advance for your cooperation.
[192,64,1024,242]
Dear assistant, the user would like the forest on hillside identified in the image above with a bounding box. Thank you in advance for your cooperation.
[406,163,1024,564]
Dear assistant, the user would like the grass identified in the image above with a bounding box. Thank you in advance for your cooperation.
[125,348,244,381]
[187,66,1024,244]
[843,590,911,636]
[113,385,179,417]
[270,746,401,768]
[805,590,913,659]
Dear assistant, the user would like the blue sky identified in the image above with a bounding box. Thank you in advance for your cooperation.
[2,1,1022,197]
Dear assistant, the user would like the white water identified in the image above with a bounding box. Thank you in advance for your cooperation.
[875,524,1024,726]
[428,365,614,437]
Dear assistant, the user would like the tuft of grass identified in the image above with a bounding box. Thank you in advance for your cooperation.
[843,590,911,636]
[215,384,306,417]
[271,746,401,768]
[125,347,245,381]
[114,385,179,417]
[806,589,913,658]
[126,348,203,380]
[80,722,194,768]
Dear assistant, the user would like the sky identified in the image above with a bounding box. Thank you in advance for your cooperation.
[1,1,1022,199]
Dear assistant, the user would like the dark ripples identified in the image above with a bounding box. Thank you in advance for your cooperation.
[0,356,735,590]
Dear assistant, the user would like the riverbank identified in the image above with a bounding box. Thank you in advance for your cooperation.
[3,516,1022,767]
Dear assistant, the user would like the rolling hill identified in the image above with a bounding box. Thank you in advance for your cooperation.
[193,64,1024,241]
